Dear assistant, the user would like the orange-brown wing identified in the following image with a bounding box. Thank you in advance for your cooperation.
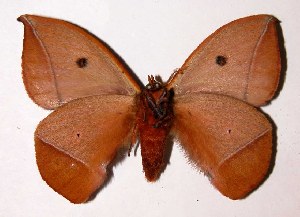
[167,15,281,106]
[35,95,136,203]
[18,15,141,109]
[173,93,272,199]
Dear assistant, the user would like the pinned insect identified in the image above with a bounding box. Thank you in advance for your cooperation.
[18,14,282,203]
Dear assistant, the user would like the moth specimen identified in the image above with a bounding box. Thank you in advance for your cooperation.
[19,14,282,203]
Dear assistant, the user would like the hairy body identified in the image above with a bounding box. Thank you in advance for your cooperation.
[136,76,174,181]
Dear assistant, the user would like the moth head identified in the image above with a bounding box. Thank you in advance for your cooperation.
[146,75,162,90]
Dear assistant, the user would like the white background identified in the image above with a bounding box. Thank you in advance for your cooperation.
[1,1,299,216]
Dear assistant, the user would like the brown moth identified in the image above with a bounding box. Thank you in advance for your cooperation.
[18,14,282,203]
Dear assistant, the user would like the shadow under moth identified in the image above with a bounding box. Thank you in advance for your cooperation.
[18,14,283,203]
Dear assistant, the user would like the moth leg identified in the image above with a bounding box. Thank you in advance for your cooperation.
[128,123,139,156]
[153,115,173,128]
[153,88,173,128]
[142,87,173,128]
[157,88,169,105]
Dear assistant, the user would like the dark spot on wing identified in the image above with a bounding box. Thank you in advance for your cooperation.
[76,58,88,68]
[216,55,227,66]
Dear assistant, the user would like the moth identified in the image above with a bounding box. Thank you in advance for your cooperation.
[18,14,282,203]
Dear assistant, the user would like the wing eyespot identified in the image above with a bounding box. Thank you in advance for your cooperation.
[76,57,88,68]
[215,55,227,66]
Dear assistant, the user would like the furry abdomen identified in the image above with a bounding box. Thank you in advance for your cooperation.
[138,114,170,181]
[136,88,173,181]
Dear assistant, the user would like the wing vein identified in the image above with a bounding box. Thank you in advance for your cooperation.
[244,16,274,101]
[37,136,91,168]
[26,17,61,104]
[217,128,270,167]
